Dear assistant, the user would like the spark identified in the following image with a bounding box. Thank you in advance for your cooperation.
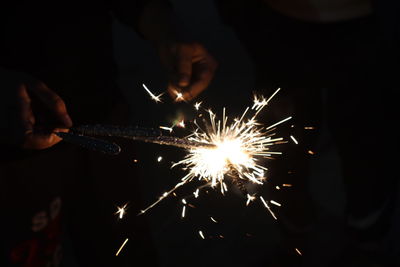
[193,189,199,198]
[142,83,163,103]
[266,116,292,130]
[194,102,202,110]
[308,150,315,155]
[290,135,298,144]
[140,88,291,216]
[173,90,184,102]
[295,248,302,256]
[159,126,173,133]
[115,238,129,256]
[304,126,315,130]
[198,230,205,239]
[181,199,187,204]
[177,119,185,128]
[270,200,282,207]
[252,88,280,112]
[282,184,292,187]
[260,196,277,220]
[181,205,186,218]
[157,156,163,162]
[210,217,218,223]
[115,203,128,219]
[246,194,256,206]
[276,185,281,190]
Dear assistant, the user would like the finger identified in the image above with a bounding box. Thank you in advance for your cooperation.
[16,84,35,132]
[51,127,69,144]
[23,127,69,150]
[23,132,59,149]
[31,82,73,128]
[173,45,193,87]
[182,56,217,101]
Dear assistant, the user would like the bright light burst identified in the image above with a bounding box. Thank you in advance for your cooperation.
[139,88,292,215]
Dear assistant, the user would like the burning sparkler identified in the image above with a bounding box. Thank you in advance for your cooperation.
[139,88,292,215]
[58,85,292,222]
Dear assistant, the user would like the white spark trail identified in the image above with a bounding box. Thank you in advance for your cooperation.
[260,196,277,220]
[115,238,129,256]
[142,83,163,103]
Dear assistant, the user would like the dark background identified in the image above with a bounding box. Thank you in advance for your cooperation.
[1,0,399,266]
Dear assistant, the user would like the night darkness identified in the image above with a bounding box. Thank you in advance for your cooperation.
[1,0,400,267]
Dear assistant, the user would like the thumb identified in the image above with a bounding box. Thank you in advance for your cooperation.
[32,82,73,128]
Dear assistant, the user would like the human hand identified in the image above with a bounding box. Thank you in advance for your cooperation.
[0,70,72,149]
[157,41,217,102]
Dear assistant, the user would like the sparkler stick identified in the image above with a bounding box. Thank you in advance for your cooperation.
[55,132,121,155]
[72,125,162,138]
[227,168,249,196]
[72,124,214,150]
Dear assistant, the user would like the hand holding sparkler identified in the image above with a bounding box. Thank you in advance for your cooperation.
[0,68,72,150]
